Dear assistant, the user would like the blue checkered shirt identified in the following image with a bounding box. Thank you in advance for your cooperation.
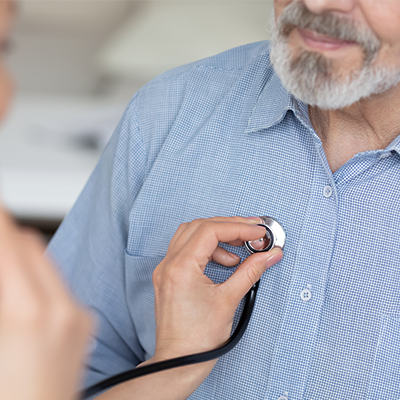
[48,40,400,400]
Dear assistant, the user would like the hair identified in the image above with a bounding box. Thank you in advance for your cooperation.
[269,1,400,109]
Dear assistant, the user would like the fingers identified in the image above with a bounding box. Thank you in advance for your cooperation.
[0,209,40,299]
[191,222,265,262]
[211,246,240,267]
[0,207,79,323]
[221,248,283,306]
[167,222,189,250]
[178,217,261,242]
[18,230,72,303]
[169,217,261,251]
[171,219,264,258]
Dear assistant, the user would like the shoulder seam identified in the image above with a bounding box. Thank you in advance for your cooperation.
[144,41,271,84]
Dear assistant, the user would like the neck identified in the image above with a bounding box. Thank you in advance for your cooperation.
[309,84,400,173]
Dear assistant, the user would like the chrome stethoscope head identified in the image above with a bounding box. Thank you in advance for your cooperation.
[244,216,286,254]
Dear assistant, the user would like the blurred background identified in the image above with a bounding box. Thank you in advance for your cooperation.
[0,0,273,239]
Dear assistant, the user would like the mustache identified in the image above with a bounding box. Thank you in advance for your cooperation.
[277,1,381,63]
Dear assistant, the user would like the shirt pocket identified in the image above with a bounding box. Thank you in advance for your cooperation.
[124,252,164,360]
[367,315,400,400]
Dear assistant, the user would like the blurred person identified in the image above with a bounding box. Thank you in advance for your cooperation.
[0,3,282,400]
[48,0,400,399]
[0,208,93,400]
[0,2,93,399]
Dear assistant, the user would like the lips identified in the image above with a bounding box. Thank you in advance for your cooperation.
[297,27,357,51]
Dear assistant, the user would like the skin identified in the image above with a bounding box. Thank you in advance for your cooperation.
[274,0,400,172]
[0,207,93,400]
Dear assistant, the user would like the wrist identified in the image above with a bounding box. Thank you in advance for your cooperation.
[139,354,217,389]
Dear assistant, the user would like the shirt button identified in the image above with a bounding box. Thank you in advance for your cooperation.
[277,396,288,400]
[323,185,333,198]
[300,288,312,302]
[380,152,391,159]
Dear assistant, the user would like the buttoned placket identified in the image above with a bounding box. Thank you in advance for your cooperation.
[264,134,339,400]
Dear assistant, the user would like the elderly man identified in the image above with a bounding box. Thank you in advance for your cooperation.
[49,0,400,399]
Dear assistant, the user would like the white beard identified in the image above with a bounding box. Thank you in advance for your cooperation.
[269,8,400,110]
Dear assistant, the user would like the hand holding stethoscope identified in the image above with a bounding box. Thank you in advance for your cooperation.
[153,216,283,362]
[97,216,283,400]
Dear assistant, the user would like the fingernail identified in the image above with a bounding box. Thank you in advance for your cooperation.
[248,237,266,251]
[245,216,261,224]
[229,252,240,260]
[265,250,283,269]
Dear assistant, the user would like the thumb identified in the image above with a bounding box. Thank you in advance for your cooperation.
[221,248,283,306]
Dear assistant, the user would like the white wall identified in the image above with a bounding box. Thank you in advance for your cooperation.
[6,1,274,97]
[98,1,274,84]
[0,1,275,222]
[6,0,134,94]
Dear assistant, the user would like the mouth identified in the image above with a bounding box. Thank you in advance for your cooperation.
[297,27,357,51]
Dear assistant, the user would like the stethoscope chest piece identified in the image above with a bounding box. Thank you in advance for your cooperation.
[244,216,286,254]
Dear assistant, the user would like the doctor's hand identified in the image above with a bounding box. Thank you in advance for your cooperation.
[98,216,283,400]
[0,207,93,400]
[151,216,282,366]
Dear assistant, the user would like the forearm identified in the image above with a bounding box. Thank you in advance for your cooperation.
[95,358,216,400]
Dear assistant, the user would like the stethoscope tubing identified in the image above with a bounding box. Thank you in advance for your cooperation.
[80,280,260,399]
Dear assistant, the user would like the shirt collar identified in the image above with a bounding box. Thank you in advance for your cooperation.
[245,67,310,134]
[387,134,400,156]
[245,66,400,158]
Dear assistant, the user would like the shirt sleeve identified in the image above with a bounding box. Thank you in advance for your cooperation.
[47,94,148,389]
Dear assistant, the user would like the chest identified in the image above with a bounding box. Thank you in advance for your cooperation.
[124,123,400,399]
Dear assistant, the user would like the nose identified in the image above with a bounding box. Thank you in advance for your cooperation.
[302,0,357,15]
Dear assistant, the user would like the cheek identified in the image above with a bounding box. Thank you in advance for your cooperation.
[362,3,400,70]
[274,0,294,21]
[363,1,400,45]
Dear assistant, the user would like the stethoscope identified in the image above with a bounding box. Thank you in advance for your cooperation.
[81,216,286,399]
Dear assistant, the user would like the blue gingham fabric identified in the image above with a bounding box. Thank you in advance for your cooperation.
[48,40,400,400]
